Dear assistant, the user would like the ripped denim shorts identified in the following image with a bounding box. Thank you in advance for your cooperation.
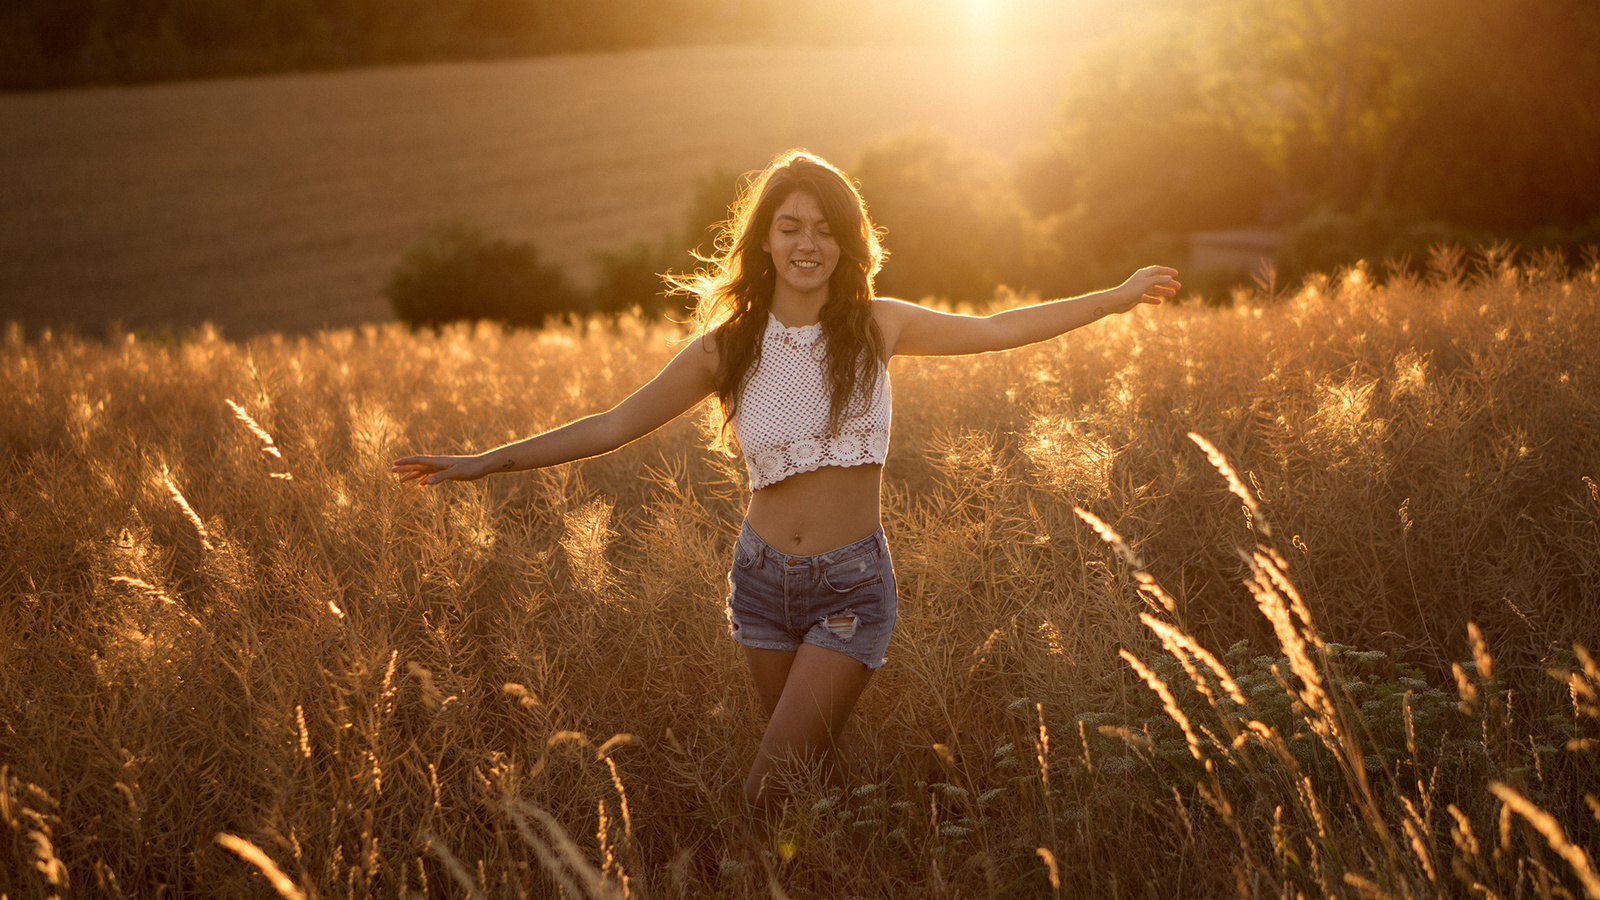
[726,520,897,669]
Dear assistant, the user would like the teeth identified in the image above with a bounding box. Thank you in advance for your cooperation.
[794,261,819,268]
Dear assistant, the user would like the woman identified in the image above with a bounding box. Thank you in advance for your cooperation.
[391,149,1179,810]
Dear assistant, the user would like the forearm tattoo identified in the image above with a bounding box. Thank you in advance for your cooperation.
[1093,306,1106,319]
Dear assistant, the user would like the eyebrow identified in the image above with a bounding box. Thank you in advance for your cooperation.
[774,213,830,226]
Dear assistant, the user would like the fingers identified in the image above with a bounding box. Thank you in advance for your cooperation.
[391,457,447,486]
[1139,267,1181,303]
[1146,277,1181,297]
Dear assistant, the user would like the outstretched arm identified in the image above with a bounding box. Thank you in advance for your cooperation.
[391,337,717,486]
[879,266,1179,357]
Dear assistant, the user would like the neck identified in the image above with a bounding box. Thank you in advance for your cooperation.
[769,287,827,328]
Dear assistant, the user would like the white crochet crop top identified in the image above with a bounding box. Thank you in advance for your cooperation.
[730,314,891,490]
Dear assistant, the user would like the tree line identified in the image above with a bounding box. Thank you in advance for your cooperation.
[0,0,1094,89]
[8,0,1596,322]
[388,0,1600,326]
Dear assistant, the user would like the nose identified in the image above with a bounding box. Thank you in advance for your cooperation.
[797,228,818,250]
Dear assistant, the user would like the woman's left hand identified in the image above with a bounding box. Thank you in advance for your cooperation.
[1114,266,1181,312]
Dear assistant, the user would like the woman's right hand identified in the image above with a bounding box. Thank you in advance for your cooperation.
[391,454,487,486]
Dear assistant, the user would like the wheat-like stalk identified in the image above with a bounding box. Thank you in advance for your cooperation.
[1188,432,1272,537]
[215,833,305,900]
[1489,782,1600,898]
[162,470,214,551]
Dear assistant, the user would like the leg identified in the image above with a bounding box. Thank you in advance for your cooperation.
[743,647,797,718]
[743,642,874,810]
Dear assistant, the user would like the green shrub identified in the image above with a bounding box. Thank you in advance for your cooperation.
[590,239,689,319]
[386,221,581,329]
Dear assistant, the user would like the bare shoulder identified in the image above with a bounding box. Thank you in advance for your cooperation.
[869,297,924,356]
[656,328,720,387]
[674,328,722,372]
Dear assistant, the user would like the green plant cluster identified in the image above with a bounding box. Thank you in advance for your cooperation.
[1099,642,1477,788]
[384,167,742,328]
[385,222,582,329]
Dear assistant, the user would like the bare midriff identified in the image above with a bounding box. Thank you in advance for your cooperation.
[744,463,884,556]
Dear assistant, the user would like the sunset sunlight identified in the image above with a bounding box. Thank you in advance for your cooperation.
[5,0,1600,896]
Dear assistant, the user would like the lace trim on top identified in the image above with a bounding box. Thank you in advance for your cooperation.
[730,313,891,490]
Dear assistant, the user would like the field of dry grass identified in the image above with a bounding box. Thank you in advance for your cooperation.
[0,43,1081,338]
[2,252,1599,898]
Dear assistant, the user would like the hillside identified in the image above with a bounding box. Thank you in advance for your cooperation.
[0,43,1080,337]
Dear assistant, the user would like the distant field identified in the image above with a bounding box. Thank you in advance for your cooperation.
[0,44,1083,336]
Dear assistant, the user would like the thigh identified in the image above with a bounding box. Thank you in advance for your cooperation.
[743,646,796,718]
[761,643,874,754]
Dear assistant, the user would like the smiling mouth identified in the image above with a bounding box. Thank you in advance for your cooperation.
[793,260,821,269]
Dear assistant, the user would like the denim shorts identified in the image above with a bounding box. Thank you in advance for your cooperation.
[726,520,898,669]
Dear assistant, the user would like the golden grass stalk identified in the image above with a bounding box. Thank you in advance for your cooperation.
[423,831,487,900]
[502,681,542,710]
[1034,702,1052,794]
[1242,551,1332,726]
[1187,432,1272,537]
[1139,612,1248,707]
[1453,663,1480,716]
[604,756,634,851]
[1572,644,1600,718]
[27,827,68,892]
[1469,622,1495,682]
[1257,547,1323,650]
[1299,774,1331,846]
[1488,782,1600,899]
[107,575,174,606]
[505,802,627,900]
[1072,507,1143,568]
[108,575,205,628]
[1120,648,1204,761]
[1038,620,1066,655]
[1036,847,1061,898]
[224,398,284,460]
[214,833,305,900]
[162,470,214,551]
[1074,506,1176,613]
[1446,804,1482,859]
[1342,871,1398,900]
[1098,724,1153,756]
[1401,796,1439,885]
[294,705,310,759]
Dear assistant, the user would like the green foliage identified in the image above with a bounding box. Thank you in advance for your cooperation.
[1085,642,1476,795]
[1277,208,1483,284]
[386,221,580,329]
[590,239,687,319]
[1033,31,1275,255]
[854,131,1071,303]
[1015,0,1600,268]
[589,165,740,317]
[679,166,743,260]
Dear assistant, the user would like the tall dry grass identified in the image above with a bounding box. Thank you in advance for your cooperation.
[2,249,1598,898]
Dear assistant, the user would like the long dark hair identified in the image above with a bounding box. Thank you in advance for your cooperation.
[675,150,886,454]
